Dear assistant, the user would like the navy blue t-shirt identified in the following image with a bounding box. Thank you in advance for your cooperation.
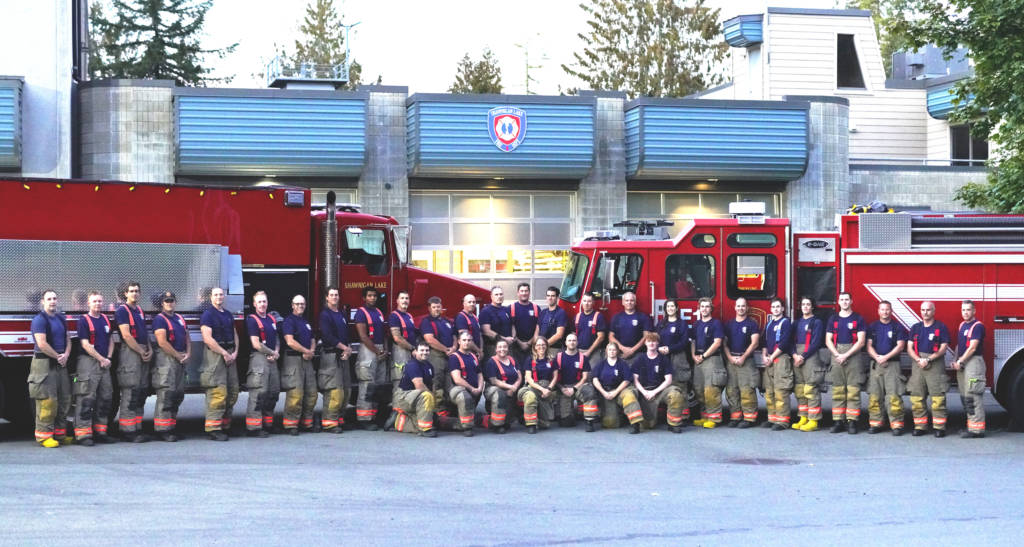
[523,357,556,383]
[724,317,759,354]
[448,351,480,388]
[657,317,689,355]
[957,320,986,358]
[555,351,590,386]
[398,358,434,391]
[31,311,67,353]
[574,310,607,351]
[484,356,520,385]
[511,301,540,342]
[538,306,568,342]
[114,304,148,345]
[77,313,112,357]
[610,311,652,349]
[592,359,631,389]
[200,307,235,345]
[454,311,482,348]
[420,315,455,348]
[867,320,907,356]
[246,314,278,351]
[691,318,724,354]
[827,312,867,345]
[479,304,512,338]
[389,310,418,347]
[154,312,188,352]
[908,321,950,355]
[282,314,313,348]
[354,306,387,345]
[631,353,673,389]
[794,316,824,358]
[319,308,348,348]
[764,316,794,354]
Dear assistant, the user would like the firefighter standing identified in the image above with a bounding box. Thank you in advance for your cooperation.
[592,342,644,433]
[28,290,72,447]
[690,298,725,428]
[392,341,438,437]
[483,339,522,433]
[479,286,514,363]
[281,295,317,435]
[574,293,607,366]
[510,283,540,364]
[866,300,908,435]
[454,293,483,359]
[906,301,950,437]
[825,292,867,434]
[518,337,559,433]
[354,286,388,430]
[318,286,351,433]
[538,287,567,357]
[389,290,418,391]
[632,333,685,433]
[420,296,456,409]
[555,333,600,431]
[609,292,652,364]
[73,291,117,445]
[762,298,794,431]
[656,300,690,425]
[152,291,190,442]
[724,297,760,427]
[955,300,986,438]
[114,282,152,443]
[198,287,239,441]
[245,291,280,437]
[448,332,483,437]
[791,297,825,432]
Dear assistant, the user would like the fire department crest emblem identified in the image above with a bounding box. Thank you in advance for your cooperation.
[488,106,526,152]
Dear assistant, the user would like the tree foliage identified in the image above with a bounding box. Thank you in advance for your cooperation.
[448,49,503,94]
[89,0,236,86]
[847,0,915,77]
[285,0,362,88]
[562,0,728,98]
[888,0,1024,212]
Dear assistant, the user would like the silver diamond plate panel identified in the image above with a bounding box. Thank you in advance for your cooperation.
[858,213,911,249]
[993,329,1024,388]
[0,239,224,313]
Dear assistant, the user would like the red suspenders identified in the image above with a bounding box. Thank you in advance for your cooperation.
[82,314,111,345]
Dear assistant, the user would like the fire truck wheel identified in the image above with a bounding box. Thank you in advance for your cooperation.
[2,379,34,434]
[1009,366,1024,432]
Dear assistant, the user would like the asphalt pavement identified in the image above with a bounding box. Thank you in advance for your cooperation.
[0,392,1022,546]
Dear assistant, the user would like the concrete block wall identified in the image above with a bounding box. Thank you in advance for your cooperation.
[357,86,410,224]
[79,80,174,183]
[783,96,850,231]
[849,166,986,211]
[578,94,628,233]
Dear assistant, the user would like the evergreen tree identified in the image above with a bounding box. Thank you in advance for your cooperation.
[448,49,503,94]
[562,0,728,98]
[89,0,236,86]
[285,0,363,89]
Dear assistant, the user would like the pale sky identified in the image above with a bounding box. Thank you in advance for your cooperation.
[203,0,842,94]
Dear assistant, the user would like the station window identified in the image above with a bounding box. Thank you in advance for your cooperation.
[592,253,644,299]
[837,34,866,89]
[951,124,988,166]
[666,255,715,299]
[342,227,389,276]
[727,254,777,300]
[626,191,781,237]
[727,233,777,248]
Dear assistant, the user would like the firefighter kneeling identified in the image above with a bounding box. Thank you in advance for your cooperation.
[631,333,685,433]
[392,342,438,437]
[592,342,644,433]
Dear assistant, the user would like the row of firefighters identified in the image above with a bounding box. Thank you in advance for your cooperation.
[26,280,989,447]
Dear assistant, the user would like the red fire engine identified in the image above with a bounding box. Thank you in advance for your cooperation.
[557,203,1024,426]
[0,177,488,426]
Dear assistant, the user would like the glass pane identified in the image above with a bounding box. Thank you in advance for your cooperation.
[691,234,716,248]
[411,222,449,246]
[458,249,492,274]
[310,189,356,207]
[410,194,449,219]
[534,277,563,299]
[492,195,530,217]
[664,194,700,216]
[700,193,736,215]
[559,252,590,303]
[797,266,836,306]
[411,250,450,274]
[492,279,521,298]
[493,223,530,246]
[592,253,643,298]
[534,195,571,218]
[727,233,777,248]
[509,249,533,273]
[453,223,492,246]
[534,222,571,246]
[534,249,570,274]
[453,195,491,218]
[728,254,777,299]
[627,193,661,217]
[738,194,777,215]
[666,255,715,299]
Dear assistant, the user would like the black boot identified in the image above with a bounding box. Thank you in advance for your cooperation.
[585,420,596,432]
[847,420,858,434]
[629,423,641,434]
[247,429,269,438]
[830,421,845,433]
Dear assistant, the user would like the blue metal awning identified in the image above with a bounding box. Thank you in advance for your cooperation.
[0,77,22,171]
[723,14,763,48]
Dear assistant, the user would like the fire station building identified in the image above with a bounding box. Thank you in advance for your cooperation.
[0,4,988,294]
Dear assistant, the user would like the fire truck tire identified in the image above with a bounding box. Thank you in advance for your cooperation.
[1008,365,1024,432]
[2,378,34,434]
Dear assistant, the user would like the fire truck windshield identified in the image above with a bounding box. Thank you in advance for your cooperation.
[559,252,589,303]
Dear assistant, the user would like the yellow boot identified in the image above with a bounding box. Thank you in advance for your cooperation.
[38,438,59,448]
[799,419,818,432]
[703,420,717,429]
[58,436,74,445]
[792,416,808,430]
[693,418,706,426]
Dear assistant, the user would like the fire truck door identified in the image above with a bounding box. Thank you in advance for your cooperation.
[590,251,648,316]
[341,226,391,313]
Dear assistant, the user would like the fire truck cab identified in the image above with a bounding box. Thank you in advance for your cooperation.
[559,203,1024,427]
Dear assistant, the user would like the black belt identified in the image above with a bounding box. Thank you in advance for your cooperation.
[285,350,303,356]
[323,348,340,354]
[33,352,57,360]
